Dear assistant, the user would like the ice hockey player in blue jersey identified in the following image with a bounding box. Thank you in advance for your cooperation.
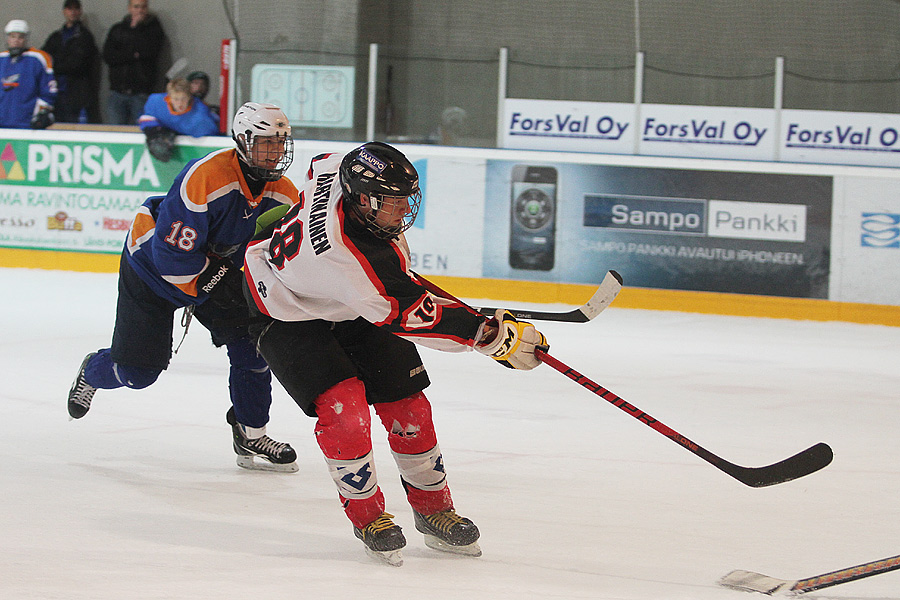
[67,102,301,473]
[0,20,57,129]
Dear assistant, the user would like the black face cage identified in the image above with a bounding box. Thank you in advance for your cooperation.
[362,188,422,239]
[244,134,294,182]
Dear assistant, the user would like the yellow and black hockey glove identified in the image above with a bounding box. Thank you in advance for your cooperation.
[476,309,548,370]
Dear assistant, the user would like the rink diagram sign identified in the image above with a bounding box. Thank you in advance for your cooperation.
[251,64,354,129]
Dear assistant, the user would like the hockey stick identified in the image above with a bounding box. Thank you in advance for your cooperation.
[719,553,900,594]
[535,350,833,487]
[413,270,623,323]
[413,272,832,488]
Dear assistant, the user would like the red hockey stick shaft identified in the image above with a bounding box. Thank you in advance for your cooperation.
[534,349,832,487]
[414,272,832,487]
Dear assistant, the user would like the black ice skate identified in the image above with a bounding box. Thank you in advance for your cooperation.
[226,407,298,473]
[68,352,98,420]
[354,512,406,567]
[414,508,482,556]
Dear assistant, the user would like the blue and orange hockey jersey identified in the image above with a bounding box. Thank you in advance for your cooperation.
[125,148,300,307]
[0,47,57,128]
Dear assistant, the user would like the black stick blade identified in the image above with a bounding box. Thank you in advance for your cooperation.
[722,442,833,488]
[476,270,623,323]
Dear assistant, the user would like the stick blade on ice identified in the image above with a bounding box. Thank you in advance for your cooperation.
[719,554,900,595]
[725,441,833,488]
[719,570,790,594]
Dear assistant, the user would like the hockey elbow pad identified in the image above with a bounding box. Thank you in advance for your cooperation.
[476,309,548,370]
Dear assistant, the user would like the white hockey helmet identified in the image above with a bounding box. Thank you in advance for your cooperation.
[5,20,30,35]
[231,102,294,181]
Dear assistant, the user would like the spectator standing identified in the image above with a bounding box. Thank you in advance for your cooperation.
[102,0,165,125]
[138,78,219,161]
[42,0,100,124]
[0,20,57,129]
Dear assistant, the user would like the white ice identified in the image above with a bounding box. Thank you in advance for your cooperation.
[3,267,900,600]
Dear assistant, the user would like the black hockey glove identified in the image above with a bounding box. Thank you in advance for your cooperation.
[197,255,246,311]
[31,108,55,130]
[145,126,177,162]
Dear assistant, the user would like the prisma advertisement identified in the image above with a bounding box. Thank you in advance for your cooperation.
[483,160,833,298]
[0,135,218,253]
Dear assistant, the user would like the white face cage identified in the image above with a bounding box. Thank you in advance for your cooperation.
[231,102,294,181]
[238,133,294,182]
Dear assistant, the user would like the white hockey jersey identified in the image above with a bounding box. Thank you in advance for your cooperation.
[244,152,485,352]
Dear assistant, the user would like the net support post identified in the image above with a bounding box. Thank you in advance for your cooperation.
[496,46,509,147]
[367,43,378,141]
[633,50,644,154]
[774,55,784,161]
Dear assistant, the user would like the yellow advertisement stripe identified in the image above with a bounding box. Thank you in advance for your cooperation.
[0,248,119,273]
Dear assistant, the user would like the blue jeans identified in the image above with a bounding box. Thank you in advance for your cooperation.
[106,90,148,125]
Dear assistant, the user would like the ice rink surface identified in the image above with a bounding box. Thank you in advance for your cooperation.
[3,267,900,600]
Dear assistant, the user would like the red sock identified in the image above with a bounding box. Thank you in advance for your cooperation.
[314,378,384,528]
[375,393,453,515]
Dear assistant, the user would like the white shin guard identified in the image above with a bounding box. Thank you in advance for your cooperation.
[325,450,379,500]
[392,444,447,492]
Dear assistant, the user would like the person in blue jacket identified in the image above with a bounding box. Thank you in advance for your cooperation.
[138,77,218,161]
[139,77,218,136]
[0,20,57,129]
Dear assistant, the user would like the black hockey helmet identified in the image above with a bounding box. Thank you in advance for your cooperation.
[339,141,421,239]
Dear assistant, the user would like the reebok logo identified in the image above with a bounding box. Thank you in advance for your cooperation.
[202,265,229,293]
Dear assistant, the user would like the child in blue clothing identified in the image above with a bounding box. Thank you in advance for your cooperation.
[139,77,218,161]
[139,77,218,136]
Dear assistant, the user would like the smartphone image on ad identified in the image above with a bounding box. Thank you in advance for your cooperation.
[509,165,557,271]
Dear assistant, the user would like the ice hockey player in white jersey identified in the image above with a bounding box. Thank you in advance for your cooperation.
[243,141,549,566]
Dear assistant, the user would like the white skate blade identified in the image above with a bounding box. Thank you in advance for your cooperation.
[235,455,299,473]
[422,534,482,557]
[364,546,403,567]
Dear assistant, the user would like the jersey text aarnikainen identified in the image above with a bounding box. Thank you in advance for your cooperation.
[309,172,334,255]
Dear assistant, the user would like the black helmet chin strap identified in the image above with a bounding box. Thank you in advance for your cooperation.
[237,156,266,198]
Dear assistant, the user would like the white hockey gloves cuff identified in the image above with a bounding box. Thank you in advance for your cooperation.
[476,309,548,370]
